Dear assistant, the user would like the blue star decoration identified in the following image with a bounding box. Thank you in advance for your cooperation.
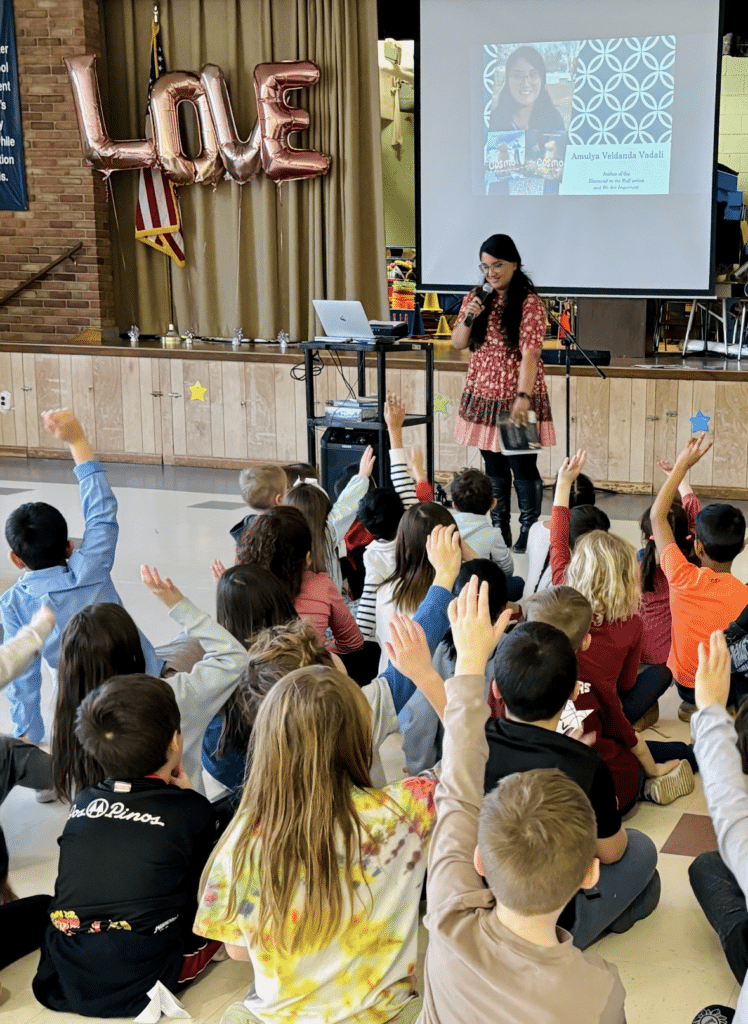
[689,410,711,433]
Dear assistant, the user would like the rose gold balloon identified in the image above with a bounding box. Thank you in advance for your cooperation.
[65,54,157,171]
[149,71,224,186]
[253,61,331,183]
[200,64,261,184]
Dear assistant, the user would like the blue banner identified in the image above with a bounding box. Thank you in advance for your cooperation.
[0,0,27,211]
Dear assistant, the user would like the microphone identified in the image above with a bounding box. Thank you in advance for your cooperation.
[464,281,495,327]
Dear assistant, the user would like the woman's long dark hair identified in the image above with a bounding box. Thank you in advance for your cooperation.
[214,564,298,757]
[52,603,146,801]
[468,234,536,351]
[639,501,696,593]
[490,45,564,132]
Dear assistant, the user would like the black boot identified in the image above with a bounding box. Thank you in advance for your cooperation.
[486,474,512,548]
[512,478,544,553]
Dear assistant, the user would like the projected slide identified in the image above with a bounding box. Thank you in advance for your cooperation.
[479,37,674,198]
[419,0,721,295]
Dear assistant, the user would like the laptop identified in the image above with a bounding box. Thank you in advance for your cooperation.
[313,299,375,342]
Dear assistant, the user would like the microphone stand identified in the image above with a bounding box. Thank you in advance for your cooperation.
[545,304,607,459]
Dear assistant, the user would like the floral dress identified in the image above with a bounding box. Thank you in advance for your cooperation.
[454,289,555,452]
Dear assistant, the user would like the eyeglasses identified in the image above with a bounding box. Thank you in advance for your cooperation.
[479,262,506,276]
[509,70,541,85]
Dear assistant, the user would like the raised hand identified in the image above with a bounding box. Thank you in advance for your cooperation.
[141,564,185,609]
[385,614,434,684]
[695,629,731,711]
[674,433,713,473]
[358,445,376,479]
[426,524,462,590]
[449,574,512,677]
[41,408,85,444]
[211,559,226,582]
[384,393,406,431]
[558,449,588,486]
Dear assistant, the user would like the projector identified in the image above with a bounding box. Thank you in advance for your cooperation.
[369,319,409,338]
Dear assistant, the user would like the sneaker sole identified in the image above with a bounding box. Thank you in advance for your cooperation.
[645,761,695,805]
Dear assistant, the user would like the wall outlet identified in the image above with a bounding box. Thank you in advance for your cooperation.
[0,391,11,413]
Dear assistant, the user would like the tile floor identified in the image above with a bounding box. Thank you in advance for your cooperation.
[0,458,745,1023]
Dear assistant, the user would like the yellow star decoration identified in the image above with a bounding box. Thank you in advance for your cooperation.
[433,393,450,414]
[189,381,207,402]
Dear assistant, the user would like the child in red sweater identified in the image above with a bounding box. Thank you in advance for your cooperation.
[551,451,695,806]
[526,585,696,810]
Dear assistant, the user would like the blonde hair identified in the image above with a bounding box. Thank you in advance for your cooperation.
[525,586,593,651]
[199,665,374,955]
[564,529,640,626]
[478,768,596,915]
[239,464,287,510]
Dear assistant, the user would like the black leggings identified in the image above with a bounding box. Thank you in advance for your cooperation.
[481,449,540,483]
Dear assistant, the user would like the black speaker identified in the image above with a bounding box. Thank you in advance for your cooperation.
[320,426,385,496]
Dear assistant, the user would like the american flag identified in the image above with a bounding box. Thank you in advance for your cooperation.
[135,16,185,267]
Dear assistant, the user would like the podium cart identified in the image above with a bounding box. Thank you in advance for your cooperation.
[298,339,435,489]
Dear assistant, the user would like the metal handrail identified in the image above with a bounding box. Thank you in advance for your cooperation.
[0,242,83,308]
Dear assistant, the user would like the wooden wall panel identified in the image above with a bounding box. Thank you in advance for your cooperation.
[71,355,96,447]
[652,380,679,478]
[158,360,175,462]
[181,360,212,459]
[138,359,160,456]
[273,367,297,463]
[169,361,187,457]
[713,381,748,491]
[0,353,15,447]
[221,361,247,461]
[121,356,144,455]
[689,381,716,488]
[207,362,226,459]
[607,378,633,482]
[244,363,278,461]
[92,356,124,454]
[9,353,28,448]
[629,379,648,483]
[575,376,609,481]
[21,354,40,448]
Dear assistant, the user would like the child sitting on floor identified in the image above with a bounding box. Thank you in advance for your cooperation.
[449,468,523,600]
[650,434,748,721]
[388,576,626,1023]
[33,675,221,1018]
[389,601,660,951]
[1,409,162,744]
[194,665,437,1024]
[229,464,288,546]
[526,585,696,811]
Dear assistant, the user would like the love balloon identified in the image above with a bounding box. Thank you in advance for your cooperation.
[64,54,332,185]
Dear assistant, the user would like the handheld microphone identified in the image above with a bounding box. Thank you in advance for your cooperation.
[464,281,495,327]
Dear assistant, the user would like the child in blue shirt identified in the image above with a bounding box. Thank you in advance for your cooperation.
[1,408,162,742]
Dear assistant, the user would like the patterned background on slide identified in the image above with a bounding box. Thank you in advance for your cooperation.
[569,36,675,145]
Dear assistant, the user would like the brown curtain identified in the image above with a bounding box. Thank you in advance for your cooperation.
[100,0,387,339]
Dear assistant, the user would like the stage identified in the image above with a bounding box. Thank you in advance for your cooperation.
[0,338,745,497]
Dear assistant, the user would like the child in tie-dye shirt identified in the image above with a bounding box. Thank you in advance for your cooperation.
[194,664,436,1024]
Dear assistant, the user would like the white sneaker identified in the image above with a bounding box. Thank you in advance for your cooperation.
[643,761,695,805]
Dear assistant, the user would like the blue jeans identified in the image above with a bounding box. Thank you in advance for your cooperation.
[570,829,660,949]
[620,663,673,723]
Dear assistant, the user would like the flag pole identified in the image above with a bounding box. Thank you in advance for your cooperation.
[153,1,179,340]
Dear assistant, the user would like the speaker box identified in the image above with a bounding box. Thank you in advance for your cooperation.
[320,427,386,496]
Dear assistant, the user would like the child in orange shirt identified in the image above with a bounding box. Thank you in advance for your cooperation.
[651,434,748,720]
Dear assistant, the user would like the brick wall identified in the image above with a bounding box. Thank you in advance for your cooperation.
[0,0,114,343]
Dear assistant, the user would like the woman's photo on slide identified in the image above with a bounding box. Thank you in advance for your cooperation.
[482,41,577,196]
